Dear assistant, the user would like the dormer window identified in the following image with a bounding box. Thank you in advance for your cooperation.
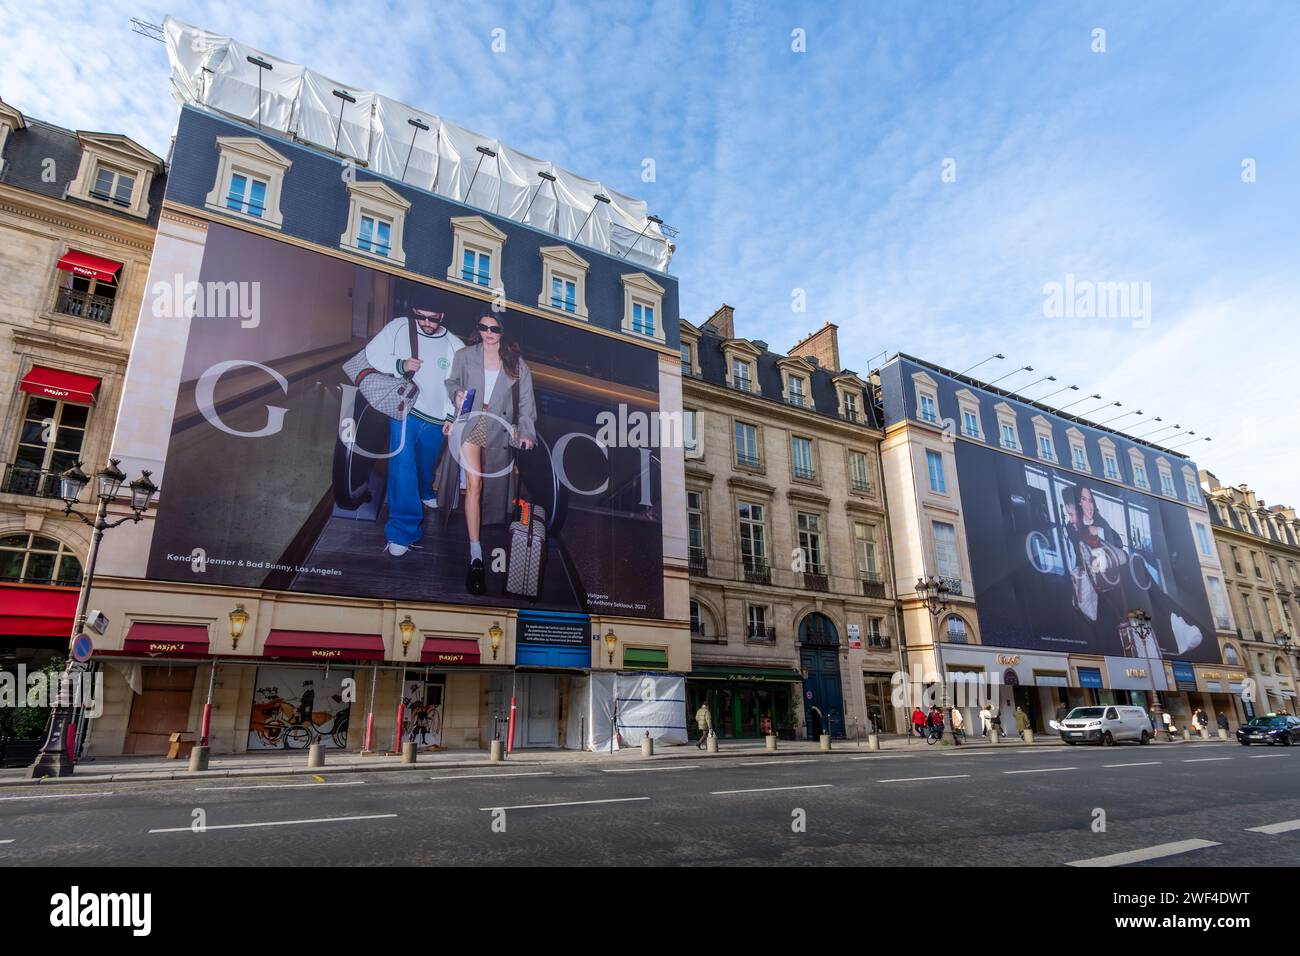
[1073,445,1088,471]
[955,390,983,441]
[620,272,666,342]
[538,246,589,320]
[842,391,860,421]
[1156,458,1175,498]
[341,179,410,266]
[919,394,938,424]
[1128,448,1150,490]
[91,165,135,207]
[205,136,291,229]
[732,358,753,392]
[787,375,807,407]
[1066,428,1089,472]
[995,403,1020,451]
[67,131,163,220]
[632,301,656,336]
[448,215,507,294]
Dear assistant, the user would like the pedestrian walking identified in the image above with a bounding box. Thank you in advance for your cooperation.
[694,701,713,749]
[1217,711,1230,733]
[1015,706,1031,741]
[911,706,927,738]
[979,702,992,737]
[1161,710,1176,742]
[950,705,965,745]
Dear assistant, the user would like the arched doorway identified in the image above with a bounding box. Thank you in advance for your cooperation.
[799,612,845,738]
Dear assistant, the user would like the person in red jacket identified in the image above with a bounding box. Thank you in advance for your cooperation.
[911,707,927,738]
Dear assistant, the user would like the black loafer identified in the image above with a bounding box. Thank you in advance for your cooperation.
[467,558,486,595]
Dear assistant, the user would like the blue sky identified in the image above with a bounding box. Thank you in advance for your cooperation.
[3,0,1298,503]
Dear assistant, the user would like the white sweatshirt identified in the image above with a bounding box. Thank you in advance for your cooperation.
[364,317,464,423]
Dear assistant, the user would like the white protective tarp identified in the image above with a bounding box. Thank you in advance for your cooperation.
[162,16,672,271]
[566,672,688,751]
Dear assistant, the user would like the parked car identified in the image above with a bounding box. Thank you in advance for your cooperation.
[1059,705,1151,745]
[1237,714,1300,746]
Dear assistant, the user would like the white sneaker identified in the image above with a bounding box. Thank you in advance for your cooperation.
[423,496,438,510]
[385,542,409,557]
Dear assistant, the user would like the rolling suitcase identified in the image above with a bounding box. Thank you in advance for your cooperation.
[506,499,546,598]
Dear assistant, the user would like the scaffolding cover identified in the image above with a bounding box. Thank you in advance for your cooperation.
[163,16,671,271]
[565,673,688,751]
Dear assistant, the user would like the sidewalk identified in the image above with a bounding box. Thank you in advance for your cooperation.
[0,730,1233,788]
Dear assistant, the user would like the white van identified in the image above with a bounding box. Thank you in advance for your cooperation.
[1059,705,1151,745]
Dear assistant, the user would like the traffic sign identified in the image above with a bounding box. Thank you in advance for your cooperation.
[71,633,94,663]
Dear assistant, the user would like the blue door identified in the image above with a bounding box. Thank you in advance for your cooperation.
[799,613,845,738]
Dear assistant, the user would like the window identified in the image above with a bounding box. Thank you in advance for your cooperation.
[357,214,392,257]
[689,600,704,637]
[919,393,938,424]
[54,260,118,324]
[1133,464,1149,490]
[620,272,666,342]
[933,521,961,580]
[1161,473,1176,497]
[1185,477,1201,504]
[956,391,983,440]
[798,512,824,573]
[683,409,701,458]
[945,615,969,644]
[0,533,82,586]
[995,404,1020,451]
[849,451,871,492]
[1038,435,1055,461]
[341,179,410,265]
[791,436,815,480]
[842,391,860,421]
[448,215,506,292]
[926,449,946,493]
[538,246,589,319]
[205,136,290,228]
[1195,524,1213,557]
[962,409,981,438]
[1071,446,1088,471]
[1104,455,1119,479]
[747,604,771,641]
[1252,553,1264,579]
[1000,423,1019,449]
[1224,642,1240,666]
[6,395,88,497]
[787,375,807,407]
[92,165,135,207]
[225,171,268,218]
[855,523,879,576]
[1207,577,1231,628]
[687,491,706,555]
[66,132,162,219]
[738,502,767,570]
[679,342,693,376]
[731,359,753,393]
[1230,547,1243,574]
[462,247,491,285]
[734,421,760,468]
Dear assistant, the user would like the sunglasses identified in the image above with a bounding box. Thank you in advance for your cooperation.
[477,323,503,334]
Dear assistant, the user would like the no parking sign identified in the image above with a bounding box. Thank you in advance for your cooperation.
[71,633,94,664]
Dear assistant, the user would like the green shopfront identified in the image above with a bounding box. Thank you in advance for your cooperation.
[686,666,801,740]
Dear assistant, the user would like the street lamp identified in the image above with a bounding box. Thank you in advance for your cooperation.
[228,604,249,650]
[1126,608,1159,710]
[488,621,504,661]
[915,575,953,705]
[30,458,158,778]
[603,628,618,665]
[399,615,416,656]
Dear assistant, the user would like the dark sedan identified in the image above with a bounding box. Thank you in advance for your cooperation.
[1237,714,1300,746]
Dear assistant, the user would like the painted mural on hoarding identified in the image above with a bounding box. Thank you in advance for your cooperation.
[145,223,666,617]
[955,440,1220,664]
[248,667,353,750]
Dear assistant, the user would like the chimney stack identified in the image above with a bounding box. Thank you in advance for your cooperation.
[790,321,840,373]
[705,304,735,339]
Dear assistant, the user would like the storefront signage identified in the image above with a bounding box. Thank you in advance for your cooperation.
[847,624,861,649]
[996,654,1021,665]
[1104,655,1169,691]
[517,611,588,647]
[1077,667,1103,689]
[1171,660,1198,691]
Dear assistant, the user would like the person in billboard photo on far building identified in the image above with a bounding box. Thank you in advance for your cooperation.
[437,314,538,595]
[364,294,465,557]
[1061,484,1127,625]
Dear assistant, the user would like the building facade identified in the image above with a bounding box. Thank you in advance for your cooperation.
[40,25,691,759]
[1201,472,1300,717]
[876,354,1236,735]
[0,98,165,674]
[682,308,899,740]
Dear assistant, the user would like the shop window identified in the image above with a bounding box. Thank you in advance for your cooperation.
[0,532,82,586]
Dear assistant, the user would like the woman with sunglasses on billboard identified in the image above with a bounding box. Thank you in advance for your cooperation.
[438,315,537,595]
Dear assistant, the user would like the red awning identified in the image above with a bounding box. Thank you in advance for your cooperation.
[0,584,78,638]
[123,622,211,657]
[420,637,482,666]
[264,629,385,662]
[55,250,123,283]
[19,366,102,404]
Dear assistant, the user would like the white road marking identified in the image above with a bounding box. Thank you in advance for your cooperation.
[1246,819,1300,835]
[0,791,114,801]
[478,797,649,811]
[939,749,1004,756]
[0,839,13,845]
[195,781,366,791]
[1183,757,1233,763]
[149,813,397,834]
[427,772,554,781]
[1248,754,1286,759]
[1003,767,1078,774]
[1103,761,1161,768]
[710,784,833,795]
[878,774,970,783]
[1066,839,1221,867]
[737,759,817,766]
[847,754,915,761]
[602,765,699,773]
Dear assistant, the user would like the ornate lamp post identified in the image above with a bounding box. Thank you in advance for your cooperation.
[487,621,504,661]
[1126,608,1159,709]
[30,459,158,778]
[915,575,952,706]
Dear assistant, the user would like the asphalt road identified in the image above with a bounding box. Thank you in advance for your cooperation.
[2,741,1298,866]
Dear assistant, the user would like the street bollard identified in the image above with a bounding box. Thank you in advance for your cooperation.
[765,734,778,751]
[188,745,210,772]
[819,733,831,752]
[490,739,505,762]
[641,735,654,758]
[307,743,325,768]
[1219,728,1228,741]
[1023,729,1034,745]
[706,733,718,754]
[402,741,417,764]
[867,733,880,751]
[1181,727,1191,742]
[989,728,1000,744]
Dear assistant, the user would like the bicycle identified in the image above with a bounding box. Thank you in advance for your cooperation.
[925,725,944,745]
